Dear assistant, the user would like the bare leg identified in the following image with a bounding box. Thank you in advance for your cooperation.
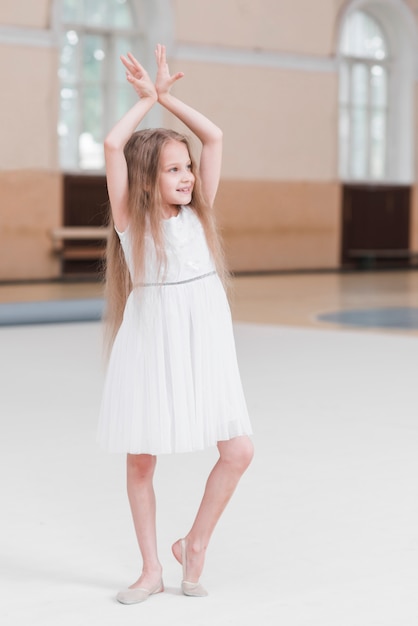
[172,435,254,583]
[125,453,163,589]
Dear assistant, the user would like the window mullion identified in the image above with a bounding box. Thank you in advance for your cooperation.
[347,61,353,180]
[383,68,389,180]
[366,62,372,180]
[104,34,112,141]
[76,33,84,169]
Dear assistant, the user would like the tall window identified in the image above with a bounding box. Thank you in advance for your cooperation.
[339,11,389,181]
[58,0,141,170]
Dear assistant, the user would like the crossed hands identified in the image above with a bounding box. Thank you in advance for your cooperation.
[121,43,184,102]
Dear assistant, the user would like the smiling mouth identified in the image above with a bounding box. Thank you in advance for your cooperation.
[177,187,192,193]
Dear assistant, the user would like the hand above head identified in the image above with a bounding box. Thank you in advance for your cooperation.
[121,52,157,101]
[155,43,184,101]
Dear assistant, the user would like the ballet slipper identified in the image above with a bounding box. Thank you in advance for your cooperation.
[180,538,208,597]
[116,580,164,605]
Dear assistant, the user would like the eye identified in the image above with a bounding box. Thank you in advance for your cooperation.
[186,163,192,171]
[169,167,178,172]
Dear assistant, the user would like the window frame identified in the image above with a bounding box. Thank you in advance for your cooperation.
[338,10,391,183]
[57,0,144,172]
[337,0,415,186]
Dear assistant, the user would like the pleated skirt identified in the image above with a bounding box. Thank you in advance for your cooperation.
[97,273,252,455]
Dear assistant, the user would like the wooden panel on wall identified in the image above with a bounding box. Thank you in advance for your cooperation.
[215,179,341,271]
[0,170,61,280]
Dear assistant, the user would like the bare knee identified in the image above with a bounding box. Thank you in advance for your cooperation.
[218,436,254,474]
[127,453,156,483]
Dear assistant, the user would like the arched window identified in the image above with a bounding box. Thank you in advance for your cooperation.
[339,11,389,181]
[58,0,142,170]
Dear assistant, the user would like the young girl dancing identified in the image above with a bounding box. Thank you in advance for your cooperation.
[98,44,253,604]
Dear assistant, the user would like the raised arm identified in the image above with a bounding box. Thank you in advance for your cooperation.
[155,44,223,208]
[104,54,157,232]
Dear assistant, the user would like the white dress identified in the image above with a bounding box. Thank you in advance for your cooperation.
[97,206,252,455]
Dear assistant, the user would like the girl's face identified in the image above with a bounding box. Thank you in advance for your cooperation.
[158,140,195,214]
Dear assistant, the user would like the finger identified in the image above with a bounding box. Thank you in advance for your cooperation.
[125,71,134,84]
[160,44,166,64]
[125,67,142,81]
[120,55,137,75]
[155,43,166,67]
[155,43,163,66]
[126,51,138,63]
[169,72,184,86]
[124,57,149,83]
[125,54,145,79]
[127,52,143,71]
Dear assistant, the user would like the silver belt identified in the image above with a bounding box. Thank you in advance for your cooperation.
[138,270,216,287]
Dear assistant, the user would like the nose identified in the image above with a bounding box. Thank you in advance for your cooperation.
[182,169,194,181]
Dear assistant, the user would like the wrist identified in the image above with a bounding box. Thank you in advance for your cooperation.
[157,91,174,106]
[142,92,158,104]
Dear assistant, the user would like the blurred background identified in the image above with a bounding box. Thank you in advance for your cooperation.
[1,0,418,284]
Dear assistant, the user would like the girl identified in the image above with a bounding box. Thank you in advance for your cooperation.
[98,44,253,604]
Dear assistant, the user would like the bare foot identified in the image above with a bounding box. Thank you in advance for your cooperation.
[172,538,206,583]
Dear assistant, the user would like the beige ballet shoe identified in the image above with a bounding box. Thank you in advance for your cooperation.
[180,538,208,597]
[116,580,164,605]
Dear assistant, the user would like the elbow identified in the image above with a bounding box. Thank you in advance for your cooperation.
[104,136,123,153]
[206,128,223,147]
[213,127,223,143]
[104,137,116,153]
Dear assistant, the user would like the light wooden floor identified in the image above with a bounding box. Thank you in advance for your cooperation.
[1,269,418,335]
[230,270,418,335]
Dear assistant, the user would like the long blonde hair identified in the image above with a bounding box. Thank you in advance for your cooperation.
[103,128,227,352]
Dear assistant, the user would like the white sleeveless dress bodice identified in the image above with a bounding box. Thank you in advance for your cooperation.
[120,205,215,284]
